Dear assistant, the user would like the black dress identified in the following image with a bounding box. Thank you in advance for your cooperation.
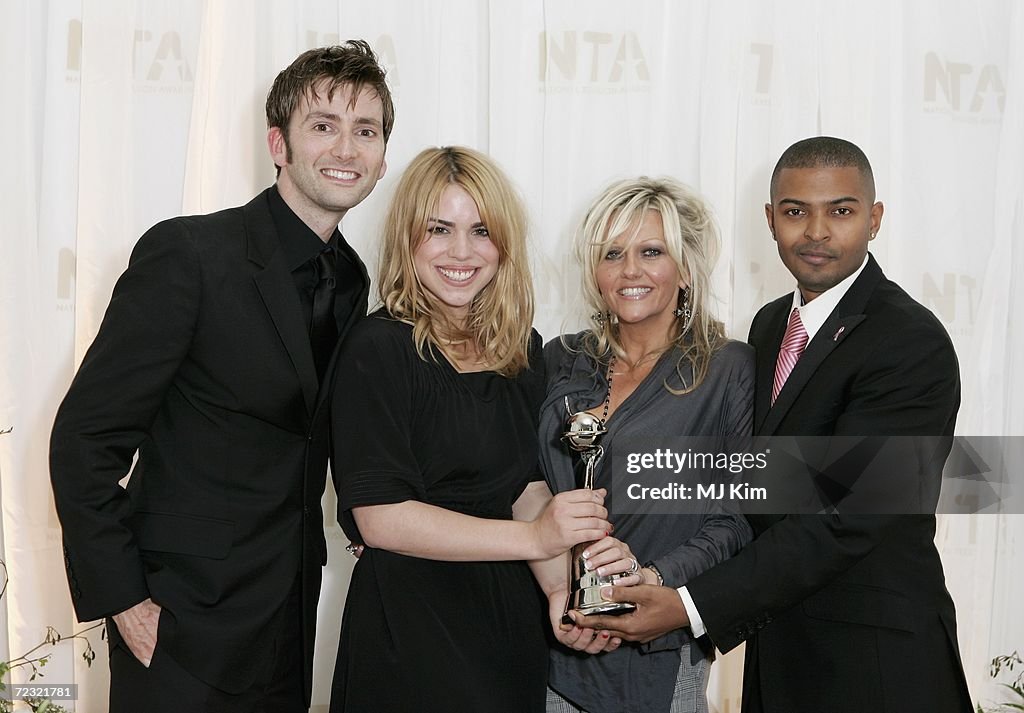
[329,312,548,713]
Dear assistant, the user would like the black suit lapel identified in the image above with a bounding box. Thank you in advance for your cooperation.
[756,255,884,436]
[760,313,867,434]
[244,193,320,416]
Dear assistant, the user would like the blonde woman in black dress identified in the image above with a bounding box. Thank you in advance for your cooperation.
[329,146,611,713]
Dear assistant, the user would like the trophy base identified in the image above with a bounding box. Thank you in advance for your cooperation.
[561,583,636,626]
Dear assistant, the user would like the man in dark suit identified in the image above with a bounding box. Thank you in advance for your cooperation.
[585,137,973,712]
[49,41,392,713]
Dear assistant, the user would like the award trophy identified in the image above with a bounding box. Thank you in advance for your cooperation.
[561,402,636,625]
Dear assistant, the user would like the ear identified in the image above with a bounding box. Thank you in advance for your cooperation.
[678,268,690,291]
[765,202,776,240]
[869,201,884,240]
[377,157,388,181]
[267,126,288,169]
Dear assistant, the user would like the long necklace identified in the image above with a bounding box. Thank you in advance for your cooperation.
[599,355,616,425]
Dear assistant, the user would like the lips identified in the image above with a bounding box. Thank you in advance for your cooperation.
[437,267,477,283]
[797,250,836,265]
[617,286,652,298]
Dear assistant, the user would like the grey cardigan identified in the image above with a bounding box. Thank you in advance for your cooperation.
[539,332,755,713]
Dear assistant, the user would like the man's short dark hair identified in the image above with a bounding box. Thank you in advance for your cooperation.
[770,136,875,201]
[266,40,395,144]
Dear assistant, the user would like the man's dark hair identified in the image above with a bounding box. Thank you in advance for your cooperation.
[266,40,395,152]
[770,136,875,201]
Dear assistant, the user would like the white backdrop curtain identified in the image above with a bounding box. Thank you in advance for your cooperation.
[1,1,1022,711]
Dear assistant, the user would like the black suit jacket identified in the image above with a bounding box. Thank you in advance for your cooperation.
[686,255,972,712]
[49,188,369,699]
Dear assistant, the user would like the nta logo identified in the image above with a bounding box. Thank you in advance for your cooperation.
[922,272,978,327]
[58,248,75,304]
[539,31,649,84]
[750,43,773,95]
[924,52,1004,114]
[65,19,193,83]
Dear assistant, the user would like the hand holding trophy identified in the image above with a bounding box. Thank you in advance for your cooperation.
[560,400,636,625]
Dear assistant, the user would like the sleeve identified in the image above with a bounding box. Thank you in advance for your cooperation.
[678,586,707,638]
[642,345,755,653]
[332,321,427,542]
[524,329,547,486]
[49,219,201,622]
[650,346,755,589]
[687,317,960,654]
[541,333,572,389]
[538,332,593,495]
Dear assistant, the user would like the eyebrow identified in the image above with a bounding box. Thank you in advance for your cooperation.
[778,196,861,206]
[427,217,488,228]
[303,111,382,128]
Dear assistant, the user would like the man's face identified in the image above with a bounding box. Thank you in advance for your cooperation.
[268,82,387,239]
[765,166,883,302]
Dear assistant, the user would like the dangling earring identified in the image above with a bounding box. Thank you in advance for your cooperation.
[673,286,692,322]
[592,310,609,324]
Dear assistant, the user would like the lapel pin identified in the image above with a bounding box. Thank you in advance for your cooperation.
[832,326,845,342]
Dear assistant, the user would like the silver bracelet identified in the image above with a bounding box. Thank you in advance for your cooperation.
[643,561,664,586]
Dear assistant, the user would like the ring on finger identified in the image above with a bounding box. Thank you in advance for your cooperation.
[627,557,640,574]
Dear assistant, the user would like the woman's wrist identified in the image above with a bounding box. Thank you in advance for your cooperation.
[641,563,664,586]
[523,519,548,561]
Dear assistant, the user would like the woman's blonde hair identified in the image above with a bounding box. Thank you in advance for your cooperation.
[575,176,727,393]
[378,146,534,376]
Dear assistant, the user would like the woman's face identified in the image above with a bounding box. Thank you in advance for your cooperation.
[595,209,686,334]
[413,183,500,325]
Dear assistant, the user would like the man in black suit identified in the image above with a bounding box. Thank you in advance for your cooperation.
[49,41,392,713]
[586,137,973,712]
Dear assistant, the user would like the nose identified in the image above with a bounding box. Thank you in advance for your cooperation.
[621,249,642,277]
[331,132,357,160]
[447,231,473,260]
[805,212,829,241]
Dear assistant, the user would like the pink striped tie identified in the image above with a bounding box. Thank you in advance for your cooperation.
[771,308,808,405]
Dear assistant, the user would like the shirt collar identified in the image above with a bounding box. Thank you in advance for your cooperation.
[267,184,338,270]
[789,254,869,343]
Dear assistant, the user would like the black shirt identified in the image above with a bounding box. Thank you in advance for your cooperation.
[266,185,363,342]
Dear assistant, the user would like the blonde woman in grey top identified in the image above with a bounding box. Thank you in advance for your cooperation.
[536,177,754,713]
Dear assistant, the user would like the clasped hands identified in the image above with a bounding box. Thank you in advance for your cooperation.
[552,535,692,649]
[547,534,635,655]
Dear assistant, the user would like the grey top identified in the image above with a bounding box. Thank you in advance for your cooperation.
[539,332,755,713]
